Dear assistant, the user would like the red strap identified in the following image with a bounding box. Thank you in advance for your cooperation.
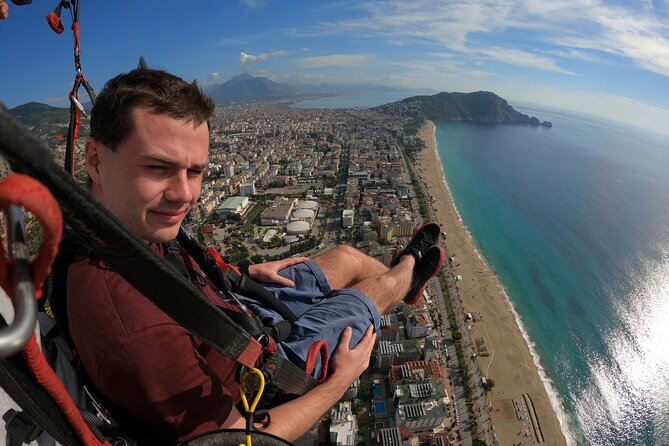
[237,337,265,369]
[0,174,110,446]
[0,174,62,295]
[46,11,63,34]
[206,247,241,276]
[72,21,80,52]
[305,339,329,382]
[23,337,107,446]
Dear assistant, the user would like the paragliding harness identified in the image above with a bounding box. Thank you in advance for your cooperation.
[0,105,325,445]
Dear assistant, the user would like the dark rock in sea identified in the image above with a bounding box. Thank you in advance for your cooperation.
[529,116,540,126]
[541,121,553,127]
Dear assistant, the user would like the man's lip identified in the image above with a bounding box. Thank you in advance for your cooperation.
[151,210,186,216]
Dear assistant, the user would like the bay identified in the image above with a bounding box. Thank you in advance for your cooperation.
[435,108,669,445]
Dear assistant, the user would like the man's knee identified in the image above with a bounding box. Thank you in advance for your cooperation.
[329,244,364,263]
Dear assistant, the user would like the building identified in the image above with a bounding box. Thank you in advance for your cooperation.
[238,181,256,196]
[362,228,377,242]
[393,377,451,434]
[329,402,357,446]
[223,163,234,178]
[348,170,371,181]
[406,308,433,339]
[388,361,442,384]
[296,200,319,212]
[377,427,402,446]
[376,340,423,370]
[379,221,394,242]
[290,208,315,224]
[286,220,310,235]
[394,219,415,237]
[342,209,354,229]
[260,197,296,226]
[215,196,250,217]
[395,397,450,433]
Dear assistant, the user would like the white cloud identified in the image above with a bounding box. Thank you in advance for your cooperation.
[300,54,374,68]
[546,48,605,64]
[208,72,221,82]
[317,0,669,77]
[477,47,574,74]
[240,50,291,65]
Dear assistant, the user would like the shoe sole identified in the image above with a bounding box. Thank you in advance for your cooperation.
[391,221,441,267]
[405,246,444,305]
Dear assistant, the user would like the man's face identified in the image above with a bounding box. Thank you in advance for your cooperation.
[86,107,209,243]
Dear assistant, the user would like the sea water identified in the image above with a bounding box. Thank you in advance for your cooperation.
[435,108,669,445]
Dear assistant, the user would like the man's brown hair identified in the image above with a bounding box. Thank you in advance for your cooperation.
[90,59,215,150]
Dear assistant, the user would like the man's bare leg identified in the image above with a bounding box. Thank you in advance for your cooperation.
[351,255,415,314]
[314,245,389,289]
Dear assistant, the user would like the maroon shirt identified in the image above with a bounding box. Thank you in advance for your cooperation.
[67,243,241,442]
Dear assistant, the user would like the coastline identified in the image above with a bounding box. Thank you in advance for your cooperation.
[416,120,567,446]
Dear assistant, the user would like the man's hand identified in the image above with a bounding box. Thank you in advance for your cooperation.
[329,325,376,384]
[0,1,9,20]
[227,324,377,441]
[248,257,309,287]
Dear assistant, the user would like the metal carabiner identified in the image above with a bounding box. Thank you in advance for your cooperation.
[0,205,38,358]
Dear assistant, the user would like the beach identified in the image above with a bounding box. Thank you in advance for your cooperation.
[416,121,567,446]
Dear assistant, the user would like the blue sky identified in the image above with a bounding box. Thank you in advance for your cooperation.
[1,0,669,136]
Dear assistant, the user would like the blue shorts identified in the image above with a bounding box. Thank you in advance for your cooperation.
[233,260,381,379]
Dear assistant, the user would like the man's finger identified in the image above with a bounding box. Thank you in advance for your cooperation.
[358,325,376,346]
[284,257,309,266]
[276,276,295,287]
[338,326,353,350]
[0,2,9,20]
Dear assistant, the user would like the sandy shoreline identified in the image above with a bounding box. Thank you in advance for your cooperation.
[416,121,567,446]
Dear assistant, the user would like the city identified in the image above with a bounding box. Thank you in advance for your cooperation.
[2,101,545,446]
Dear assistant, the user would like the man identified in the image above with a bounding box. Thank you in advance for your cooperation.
[0,0,8,20]
[67,64,444,443]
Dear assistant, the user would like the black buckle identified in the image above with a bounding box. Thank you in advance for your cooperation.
[2,409,42,443]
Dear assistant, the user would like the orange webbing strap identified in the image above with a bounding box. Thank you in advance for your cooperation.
[207,247,242,276]
[0,173,110,446]
[304,339,328,383]
[0,173,61,294]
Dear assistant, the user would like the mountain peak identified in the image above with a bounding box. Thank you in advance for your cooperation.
[207,74,300,104]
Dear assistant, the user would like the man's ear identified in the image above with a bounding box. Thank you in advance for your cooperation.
[85,137,103,184]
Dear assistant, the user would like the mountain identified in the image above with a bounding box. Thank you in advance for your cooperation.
[205,74,437,104]
[9,102,69,126]
[206,73,303,104]
[376,91,552,126]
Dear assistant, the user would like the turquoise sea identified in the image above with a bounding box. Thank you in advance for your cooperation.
[434,109,669,445]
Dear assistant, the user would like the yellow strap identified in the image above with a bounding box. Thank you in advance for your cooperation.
[238,367,265,446]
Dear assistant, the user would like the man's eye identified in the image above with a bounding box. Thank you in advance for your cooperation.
[146,165,167,171]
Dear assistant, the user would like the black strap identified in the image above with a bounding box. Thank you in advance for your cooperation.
[176,229,298,324]
[3,409,42,445]
[0,318,83,446]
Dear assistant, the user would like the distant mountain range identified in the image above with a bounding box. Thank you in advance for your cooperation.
[376,91,552,127]
[205,73,434,104]
[8,83,550,129]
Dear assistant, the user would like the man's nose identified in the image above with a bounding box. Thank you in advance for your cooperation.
[164,171,194,203]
